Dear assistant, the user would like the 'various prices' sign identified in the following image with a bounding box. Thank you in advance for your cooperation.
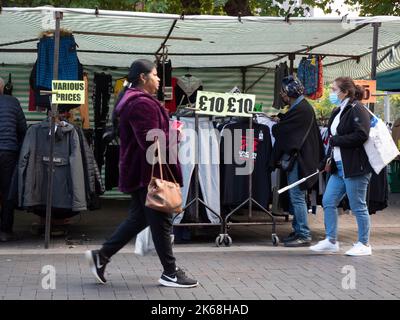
[196,91,256,117]
[354,80,377,104]
[52,80,85,104]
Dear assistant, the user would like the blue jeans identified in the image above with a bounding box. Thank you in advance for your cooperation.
[287,161,311,239]
[322,161,372,244]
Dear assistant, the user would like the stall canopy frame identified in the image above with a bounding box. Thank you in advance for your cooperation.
[1,7,400,82]
[0,7,396,247]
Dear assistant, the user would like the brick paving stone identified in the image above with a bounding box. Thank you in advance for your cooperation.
[1,195,400,300]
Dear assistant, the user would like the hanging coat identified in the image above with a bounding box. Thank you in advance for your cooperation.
[18,120,86,211]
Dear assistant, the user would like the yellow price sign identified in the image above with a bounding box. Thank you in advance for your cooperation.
[52,80,85,104]
[195,91,256,118]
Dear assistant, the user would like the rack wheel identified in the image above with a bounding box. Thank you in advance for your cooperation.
[215,235,224,247]
[224,235,232,247]
[272,234,279,246]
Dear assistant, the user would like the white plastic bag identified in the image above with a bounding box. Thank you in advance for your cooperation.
[134,227,155,256]
[363,108,400,174]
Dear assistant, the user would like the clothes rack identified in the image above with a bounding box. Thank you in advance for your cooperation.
[171,106,224,238]
[216,114,280,247]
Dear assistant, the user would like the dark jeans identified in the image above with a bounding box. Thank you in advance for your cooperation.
[100,187,176,275]
[0,151,17,233]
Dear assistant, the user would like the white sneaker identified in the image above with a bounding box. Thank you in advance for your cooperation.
[345,242,372,256]
[309,238,339,253]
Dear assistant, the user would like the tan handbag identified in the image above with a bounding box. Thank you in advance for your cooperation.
[145,138,182,214]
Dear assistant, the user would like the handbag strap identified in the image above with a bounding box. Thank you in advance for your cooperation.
[363,104,378,120]
[150,138,179,184]
[299,113,315,150]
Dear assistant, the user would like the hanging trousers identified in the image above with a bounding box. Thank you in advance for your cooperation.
[173,117,221,224]
[93,73,112,171]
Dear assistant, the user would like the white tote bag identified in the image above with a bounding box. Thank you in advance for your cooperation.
[363,107,400,174]
[134,227,155,256]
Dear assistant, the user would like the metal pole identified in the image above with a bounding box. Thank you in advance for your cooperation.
[194,112,199,221]
[289,53,295,75]
[370,22,381,113]
[162,45,166,104]
[45,11,61,249]
[241,67,246,93]
[384,92,391,124]
[248,117,253,219]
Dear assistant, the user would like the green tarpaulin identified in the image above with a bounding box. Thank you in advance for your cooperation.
[377,68,400,91]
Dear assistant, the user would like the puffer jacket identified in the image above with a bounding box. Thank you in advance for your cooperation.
[75,126,104,210]
[0,94,27,152]
[18,119,87,211]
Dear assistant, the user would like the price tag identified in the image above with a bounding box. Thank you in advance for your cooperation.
[195,91,256,117]
[354,80,377,104]
[51,80,85,104]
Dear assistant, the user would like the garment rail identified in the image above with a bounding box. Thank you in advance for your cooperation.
[217,114,280,247]
[171,106,224,243]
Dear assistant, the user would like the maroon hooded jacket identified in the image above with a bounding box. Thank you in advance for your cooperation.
[114,88,183,193]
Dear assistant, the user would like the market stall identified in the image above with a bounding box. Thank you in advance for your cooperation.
[1,7,400,247]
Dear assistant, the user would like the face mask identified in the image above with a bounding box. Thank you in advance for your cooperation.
[329,92,341,105]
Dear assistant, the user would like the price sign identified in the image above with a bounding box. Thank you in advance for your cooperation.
[354,80,376,104]
[52,80,85,104]
[196,91,256,117]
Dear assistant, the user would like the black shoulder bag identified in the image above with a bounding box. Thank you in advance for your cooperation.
[279,115,315,172]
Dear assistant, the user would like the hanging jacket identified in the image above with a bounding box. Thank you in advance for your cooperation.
[36,35,79,89]
[3,73,13,96]
[308,56,324,100]
[272,62,289,109]
[75,126,104,210]
[297,56,318,96]
[175,75,203,107]
[18,120,86,211]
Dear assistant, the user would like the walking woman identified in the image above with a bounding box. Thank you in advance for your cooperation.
[85,59,198,288]
[310,77,373,256]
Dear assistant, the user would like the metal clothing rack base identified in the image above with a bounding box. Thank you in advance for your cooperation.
[217,116,280,247]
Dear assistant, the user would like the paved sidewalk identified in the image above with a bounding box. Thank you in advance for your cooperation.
[0,194,399,300]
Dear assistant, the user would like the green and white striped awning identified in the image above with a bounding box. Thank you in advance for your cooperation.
[1,7,400,82]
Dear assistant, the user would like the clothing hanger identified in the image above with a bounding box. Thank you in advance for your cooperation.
[58,112,70,126]
[184,67,192,77]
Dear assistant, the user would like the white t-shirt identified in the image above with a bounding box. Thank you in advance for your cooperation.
[330,98,350,162]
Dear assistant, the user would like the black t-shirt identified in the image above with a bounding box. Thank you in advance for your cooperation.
[220,120,272,208]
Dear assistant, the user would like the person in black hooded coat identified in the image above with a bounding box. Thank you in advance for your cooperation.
[271,76,324,247]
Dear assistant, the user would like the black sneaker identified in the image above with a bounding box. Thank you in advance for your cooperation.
[283,232,297,243]
[284,236,312,247]
[158,267,198,288]
[85,250,109,284]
